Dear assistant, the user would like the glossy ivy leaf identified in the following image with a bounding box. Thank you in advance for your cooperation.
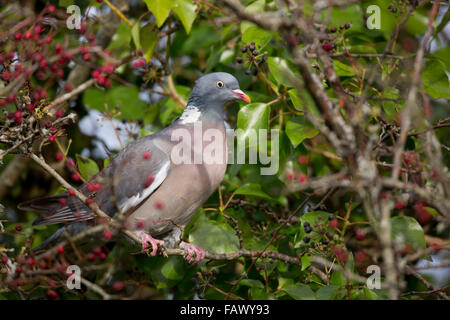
[316,285,340,300]
[172,0,197,34]
[267,57,300,87]
[288,88,320,117]
[285,117,319,148]
[76,154,99,180]
[144,0,175,27]
[283,284,316,300]
[391,216,426,251]
[189,214,240,254]
[236,103,269,150]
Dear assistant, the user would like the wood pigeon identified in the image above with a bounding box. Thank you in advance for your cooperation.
[19,72,251,264]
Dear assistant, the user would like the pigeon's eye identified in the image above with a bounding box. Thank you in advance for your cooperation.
[216,80,224,88]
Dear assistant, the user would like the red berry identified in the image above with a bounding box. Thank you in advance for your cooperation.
[112,281,125,291]
[103,230,112,240]
[55,152,64,162]
[298,155,308,165]
[285,171,295,181]
[93,247,102,256]
[155,201,164,209]
[132,58,146,68]
[39,261,47,269]
[81,46,88,54]
[82,53,91,61]
[97,75,106,85]
[94,183,102,190]
[329,219,339,228]
[59,198,67,206]
[1,70,11,81]
[15,33,22,41]
[0,100,6,107]
[47,290,59,299]
[24,30,33,39]
[34,25,43,35]
[355,229,365,241]
[48,5,56,13]
[15,266,22,274]
[298,173,308,183]
[332,247,348,264]
[103,63,114,74]
[27,257,35,266]
[48,135,56,142]
[57,246,64,254]
[88,184,96,192]
[86,198,94,205]
[98,252,107,260]
[40,59,48,69]
[45,35,53,44]
[92,69,101,79]
[1,257,8,264]
[322,41,332,52]
[86,253,96,262]
[395,201,404,210]
[15,224,22,232]
[143,152,151,160]
[71,173,80,181]
[68,189,75,196]
[55,43,63,55]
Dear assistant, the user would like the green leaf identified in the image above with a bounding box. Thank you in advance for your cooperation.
[285,117,319,147]
[236,103,270,149]
[242,26,273,49]
[107,22,132,50]
[333,60,355,77]
[189,214,240,254]
[83,85,148,120]
[234,183,273,200]
[172,0,197,34]
[237,279,264,289]
[144,0,175,27]
[75,155,99,180]
[301,254,310,271]
[160,257,185,280]
[283,284,316,300]
[422,59,450,99]
[316,285,340,300]
[330,271,346,286]
[267,57,300,87]
[391,216,426,251]
[140,23,159,61]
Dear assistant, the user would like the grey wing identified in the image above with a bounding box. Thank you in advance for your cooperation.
[21,136,171,225]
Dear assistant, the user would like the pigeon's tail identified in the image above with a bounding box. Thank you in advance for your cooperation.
[18,194,94,226]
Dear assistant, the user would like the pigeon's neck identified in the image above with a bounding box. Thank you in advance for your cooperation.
[177,95,225,125]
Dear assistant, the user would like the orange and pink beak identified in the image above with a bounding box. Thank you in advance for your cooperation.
[231,89,251,103]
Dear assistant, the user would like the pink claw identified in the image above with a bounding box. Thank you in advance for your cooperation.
[180,242,206,265]
[140,231,164,256]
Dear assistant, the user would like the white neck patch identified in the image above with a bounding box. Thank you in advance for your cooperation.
[179,105,201,124]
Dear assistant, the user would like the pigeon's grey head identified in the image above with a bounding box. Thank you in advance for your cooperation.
[189,72,251,108]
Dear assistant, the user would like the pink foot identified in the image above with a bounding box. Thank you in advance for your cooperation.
[180,242,206,265]
[140,231,164,256]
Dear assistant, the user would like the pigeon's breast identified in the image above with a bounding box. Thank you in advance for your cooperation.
[127,122,227,235]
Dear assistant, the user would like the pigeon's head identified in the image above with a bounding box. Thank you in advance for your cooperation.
[190,72,251,107]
